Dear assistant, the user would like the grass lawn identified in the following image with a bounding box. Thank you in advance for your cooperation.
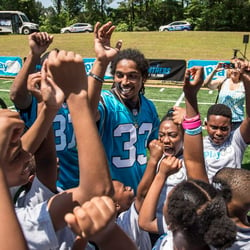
[2,78,248,169]
[0,31,249,61]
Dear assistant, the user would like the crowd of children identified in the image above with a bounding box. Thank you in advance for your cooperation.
[1,21,250,249]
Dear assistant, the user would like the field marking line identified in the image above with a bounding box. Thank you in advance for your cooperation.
[2,80,12,84]
[174,92,185,106]
[0,89,10,92]
[150,99,214,105]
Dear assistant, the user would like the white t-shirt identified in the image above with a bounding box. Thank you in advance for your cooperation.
[14,177,75,250]
[117,202,152,250]
[203,128,247,182]
[156,155,186,235]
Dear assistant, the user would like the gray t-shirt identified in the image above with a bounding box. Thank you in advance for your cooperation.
[203,127,247,182]
[15,177,75,250]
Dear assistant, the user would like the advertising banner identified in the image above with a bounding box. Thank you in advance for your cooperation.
[84,58,187,82]
[148,59,186,81]
[0,56,22,77]
[187,59,230,80]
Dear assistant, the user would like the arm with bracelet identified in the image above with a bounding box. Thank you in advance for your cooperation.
[183,66,209,183]
[88,21,122,120]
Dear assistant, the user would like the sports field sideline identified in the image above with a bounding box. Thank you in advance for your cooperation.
[0,78,217,111]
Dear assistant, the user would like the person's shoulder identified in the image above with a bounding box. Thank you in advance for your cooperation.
[101,89,113,96]
[140,94,158,111]
[140,94,152,102]
[100,89,117,103]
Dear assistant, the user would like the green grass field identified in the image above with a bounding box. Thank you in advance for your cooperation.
[1,78,249,169]
[0,31,249,61]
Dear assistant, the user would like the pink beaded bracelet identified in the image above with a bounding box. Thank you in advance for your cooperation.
[182,119,202,130]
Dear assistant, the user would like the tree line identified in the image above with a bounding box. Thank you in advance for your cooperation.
[0,0,250,33]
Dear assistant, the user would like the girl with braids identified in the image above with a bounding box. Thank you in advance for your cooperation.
[163,179,236,250]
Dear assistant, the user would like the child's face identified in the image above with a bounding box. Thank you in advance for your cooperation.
[112,180,135,213]
[205,115,231,145]
[4,139,32,187]
[158,120,183,156]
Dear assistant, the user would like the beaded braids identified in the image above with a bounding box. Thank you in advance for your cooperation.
[110,48,149,95]
[165,179,236,249]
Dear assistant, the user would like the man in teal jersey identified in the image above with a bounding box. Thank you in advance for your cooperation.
[88,22,160,192]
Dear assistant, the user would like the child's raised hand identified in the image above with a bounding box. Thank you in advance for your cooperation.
[27,72,42,102]
[40,59,64,110]
[65,196,117,244]
[94,21,122,63]
[47,50,87,98]
[148,139,164,163]
[29,32,53,56]
[0,110,24,164]
[173,106,186,124]
[158,155,182,178]
[27,60,65,110]
[183,66,204,95]
[238,60,250,84]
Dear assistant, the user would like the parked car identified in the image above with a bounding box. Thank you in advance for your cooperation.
[60,23,93,33]
[0,11,39,34]
[159,21,191,31]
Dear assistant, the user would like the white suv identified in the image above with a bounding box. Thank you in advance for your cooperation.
[159,21,191,31]
[60,23,93,33]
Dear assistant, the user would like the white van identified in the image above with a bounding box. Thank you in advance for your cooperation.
[0,11,39,34]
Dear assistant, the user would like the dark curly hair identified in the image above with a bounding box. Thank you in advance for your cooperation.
[213,167,250,205]
[110,48,149,95]
[207,104,232,121]
[160,107,183,132]
[165,179,236,249]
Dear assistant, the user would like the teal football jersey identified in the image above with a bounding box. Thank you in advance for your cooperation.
[98,90,160,192]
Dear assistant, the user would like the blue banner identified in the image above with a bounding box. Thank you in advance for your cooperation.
[0,56,22,77]
[83,58,113,80]
[187,59,230,80]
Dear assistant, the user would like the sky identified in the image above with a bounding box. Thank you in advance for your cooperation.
[39,0,119,8]
[39,0,52,8]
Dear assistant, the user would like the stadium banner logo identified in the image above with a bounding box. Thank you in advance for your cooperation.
[0,56,22,77]
[188,59,230,80]
[84,58,187,82]
[148,59,186,81]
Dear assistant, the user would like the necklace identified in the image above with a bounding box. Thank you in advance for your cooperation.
[111,88,141,128]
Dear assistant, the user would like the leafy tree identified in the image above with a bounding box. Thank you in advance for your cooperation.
[4,0,246,33]
[52,0,62,14]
